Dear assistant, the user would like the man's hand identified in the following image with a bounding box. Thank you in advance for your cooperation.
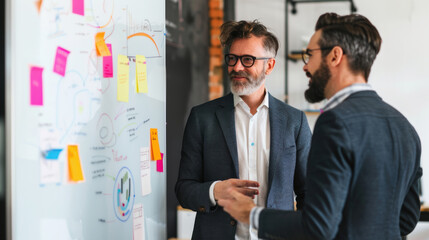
[218,189,255,224]
[214,178,259,201]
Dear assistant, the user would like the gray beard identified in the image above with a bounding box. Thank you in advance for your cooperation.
[230,68,266,96]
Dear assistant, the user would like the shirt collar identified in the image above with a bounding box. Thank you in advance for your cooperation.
[322,83,373,112]
[233,89,270,110]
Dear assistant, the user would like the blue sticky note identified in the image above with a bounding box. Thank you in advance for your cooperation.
[44,149,63,160]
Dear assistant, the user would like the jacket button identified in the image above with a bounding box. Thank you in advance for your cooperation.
[198,206,206,212]
[230,220,236,226]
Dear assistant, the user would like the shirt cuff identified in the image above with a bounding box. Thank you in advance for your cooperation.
[250,206,264,230]
[209,181,221,206]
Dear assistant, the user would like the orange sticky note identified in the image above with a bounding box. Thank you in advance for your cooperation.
[95,32,111,56]
[150,128,161,160]
[68,145,84,182]
[35,0,43,13]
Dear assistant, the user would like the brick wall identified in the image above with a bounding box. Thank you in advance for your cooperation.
[209,0,224,100]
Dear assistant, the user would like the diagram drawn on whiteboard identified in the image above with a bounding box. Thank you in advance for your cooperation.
[113,166,136,222]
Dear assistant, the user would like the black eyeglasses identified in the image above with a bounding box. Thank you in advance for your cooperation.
[225,54,271,68]
[302,47,334,65]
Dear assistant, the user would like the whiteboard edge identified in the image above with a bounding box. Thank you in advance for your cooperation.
[5,0,14,239]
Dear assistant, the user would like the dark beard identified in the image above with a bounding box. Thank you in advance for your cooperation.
[304,61,331,103]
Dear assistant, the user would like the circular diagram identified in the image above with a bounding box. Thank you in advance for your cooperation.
[113,167,135,222]
[96,113,116,146]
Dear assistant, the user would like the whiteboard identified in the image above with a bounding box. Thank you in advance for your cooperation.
[6,0,166,239]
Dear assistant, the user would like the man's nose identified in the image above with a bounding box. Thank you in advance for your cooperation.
[303,64,308,72]
[233,59,245,71]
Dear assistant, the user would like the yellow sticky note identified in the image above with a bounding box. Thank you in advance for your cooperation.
[150,128,162,160]
[117,54,129,102]
[68,145,84,182]
[136,55,148,93]
[95,32,111,57]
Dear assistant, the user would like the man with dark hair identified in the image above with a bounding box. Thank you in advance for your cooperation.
[219,13,422,240]
[175,20,312,239]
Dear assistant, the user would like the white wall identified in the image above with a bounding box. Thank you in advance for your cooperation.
[236,0,429,237]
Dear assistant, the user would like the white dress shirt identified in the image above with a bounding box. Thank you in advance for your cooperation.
[210,90,270,240]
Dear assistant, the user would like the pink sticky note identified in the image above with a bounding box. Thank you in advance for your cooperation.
[30,66,44,106]
[103,44,113,78]
[156,153,164,172]
[72,0,84,16]
[53,46,70,77]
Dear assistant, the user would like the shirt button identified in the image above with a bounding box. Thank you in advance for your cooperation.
[230,219,237,226]
[251,142,255,146]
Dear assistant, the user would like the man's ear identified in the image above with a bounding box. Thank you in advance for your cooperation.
[329,46,344,67]
[265,58,276,75]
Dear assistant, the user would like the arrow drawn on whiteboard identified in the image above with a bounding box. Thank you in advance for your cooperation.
[115,104,127,120]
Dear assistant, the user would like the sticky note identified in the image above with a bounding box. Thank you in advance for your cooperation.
[136,55,148,93]
[35,0,43,13]
[39,129,61,184]
[140,147,152,196]
[95,32,111,57]
[44,149,63,160]
[68,145,84,182]
[39,128,60,152]
[30,66,44,106]
[117,54,129,102]
[40,158,61,184]
[103,44,113,78]
[150,128,161,160]
[156,153,163,172]
[133,204,145,240]
[72,0,84,16]
[53,46,70,76]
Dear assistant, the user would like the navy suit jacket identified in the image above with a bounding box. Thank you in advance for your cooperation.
[258,91,422,240]
[175,93,312,239]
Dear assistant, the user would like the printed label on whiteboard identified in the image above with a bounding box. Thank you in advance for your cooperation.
[140,147,152,196]
[39,128,61,184]
[133,203,145,240]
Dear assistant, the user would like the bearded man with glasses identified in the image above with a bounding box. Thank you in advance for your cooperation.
[176,20,312,240]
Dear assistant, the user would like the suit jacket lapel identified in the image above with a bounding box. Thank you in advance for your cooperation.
[216,94,239,177]
[267,94,287,195]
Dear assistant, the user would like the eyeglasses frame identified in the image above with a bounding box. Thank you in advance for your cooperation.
[225,54,272,68]
[301,47,335,65]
